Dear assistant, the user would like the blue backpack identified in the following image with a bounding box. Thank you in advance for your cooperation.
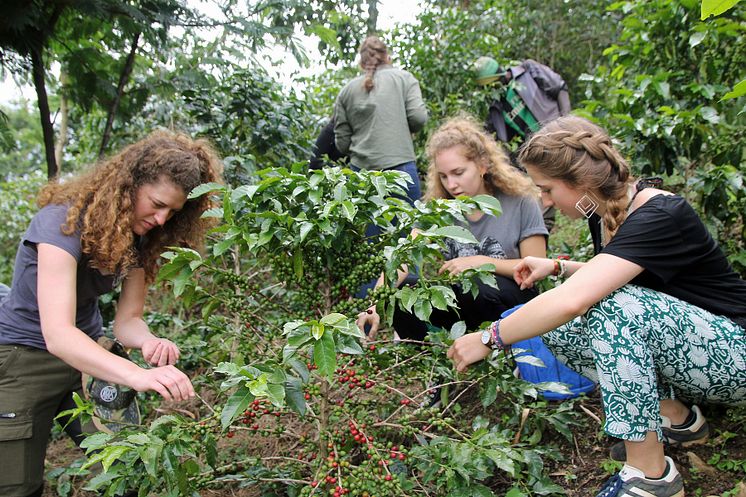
[503,305,596,400]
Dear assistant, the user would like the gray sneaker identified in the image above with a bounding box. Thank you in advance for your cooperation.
[610,404,709,461]
[596,456,684,497]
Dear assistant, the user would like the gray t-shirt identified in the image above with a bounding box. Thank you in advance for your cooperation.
[0,204,114,350]
[444,191,548,261]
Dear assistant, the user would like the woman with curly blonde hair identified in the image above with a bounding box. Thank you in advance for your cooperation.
[357,115,547,342]
[0,130,222,497]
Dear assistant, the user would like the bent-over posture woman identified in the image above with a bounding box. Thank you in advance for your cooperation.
[0,130,222,497]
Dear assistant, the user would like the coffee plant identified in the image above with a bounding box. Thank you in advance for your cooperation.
[69,167,574,497]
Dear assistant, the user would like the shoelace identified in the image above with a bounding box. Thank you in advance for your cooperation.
[596,473,622,497]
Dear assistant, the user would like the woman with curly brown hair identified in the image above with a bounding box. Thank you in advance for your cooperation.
[356,115,547,341]
[0,130,222,497]
[448,116,746,497]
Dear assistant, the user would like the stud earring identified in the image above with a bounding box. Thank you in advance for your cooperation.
[575,193,599,218]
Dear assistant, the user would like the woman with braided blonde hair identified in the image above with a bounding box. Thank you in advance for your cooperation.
[0,130,222,497]
[334,35,428,204]
[448,116,746,497]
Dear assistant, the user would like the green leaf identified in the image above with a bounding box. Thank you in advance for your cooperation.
[341,200,357,221]
[284,377,307,417]
[413,299,433,321]
[450,321,467,338]
[320,313,346,326]
[336,333,364,354]
[307,23,341,50]
[100,446,130,472]
[505,488,528,497]
[266,382,286,407]
[700,106,720,123]
[701,0,741,19]
[188,182,223,199]
[299,221,313,242]
[485,448,517,476]
[472,194,502,216]
[433,226,478,244]
[313,332,336,378]
[311,322,325,340]
[293,250,304,279]
[220,385,253,430]
[688,31,706,47]
[722,79,746,100]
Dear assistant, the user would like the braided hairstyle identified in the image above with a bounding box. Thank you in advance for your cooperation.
[425,115,537,200]
[359,35,392,92]
[518,116,633,240]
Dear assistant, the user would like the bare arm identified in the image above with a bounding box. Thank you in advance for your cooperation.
[114,269,180,367]
[449,253,644,371]
[439,234,547,278]
[37,243,194,400]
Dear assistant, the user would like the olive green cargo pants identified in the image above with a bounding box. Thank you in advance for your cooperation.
[0,344,88,497]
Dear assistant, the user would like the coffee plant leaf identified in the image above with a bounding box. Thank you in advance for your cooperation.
[450,320,467,339]
[505,488,529,497]
[413,299,433,322]
[313,331,336,377]
[420,225,478,245]
[188,182,224,200]
[335,333,364,355]
[283,376,306,416]
[472,194,502,217]
[221,384,253,430]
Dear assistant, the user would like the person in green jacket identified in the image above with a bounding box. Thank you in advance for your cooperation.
[334,35,428,205]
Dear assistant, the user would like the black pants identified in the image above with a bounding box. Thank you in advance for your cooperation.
[393,275,538,341]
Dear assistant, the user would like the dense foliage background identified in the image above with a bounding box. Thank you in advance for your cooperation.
[1,0,744,496]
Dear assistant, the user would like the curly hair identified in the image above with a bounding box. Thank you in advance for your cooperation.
[359,35,392,92]
[38,130,223,282]
[518,116,633,240]
[424,115,538,200]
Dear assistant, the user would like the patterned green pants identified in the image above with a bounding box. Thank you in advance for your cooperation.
[542,284,746,442]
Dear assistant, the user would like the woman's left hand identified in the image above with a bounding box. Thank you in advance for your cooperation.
[141,338,181,367]
[447,331,491,372]
[438,256,486,276]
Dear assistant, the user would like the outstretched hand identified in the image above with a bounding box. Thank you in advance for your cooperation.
[438,256,485,276]
[356,307,381,340]
[141,338,180,367]
[129,365,195,401]
[513,256,554,290]
[447,331,492,372]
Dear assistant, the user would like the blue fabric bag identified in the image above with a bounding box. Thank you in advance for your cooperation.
[503,305,596,400]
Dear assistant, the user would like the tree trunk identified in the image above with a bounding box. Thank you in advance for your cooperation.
[99,31,141,158]
[31,47,57,180]
[55,71,69,169]
[366,0,378,34]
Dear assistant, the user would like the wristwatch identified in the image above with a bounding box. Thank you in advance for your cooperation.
[480,328,493,348]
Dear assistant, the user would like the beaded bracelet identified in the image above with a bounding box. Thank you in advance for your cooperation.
[488,319,507,351]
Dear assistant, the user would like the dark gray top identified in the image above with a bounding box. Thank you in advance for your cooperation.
[0,204,114,350]
[444,191,548,261]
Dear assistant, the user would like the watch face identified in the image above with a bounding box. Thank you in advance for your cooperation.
[481,329,491,346]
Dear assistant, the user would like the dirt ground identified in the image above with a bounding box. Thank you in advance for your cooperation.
[43,392,746,497]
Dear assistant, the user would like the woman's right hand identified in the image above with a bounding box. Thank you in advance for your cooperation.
[513,256,555,290]
[356,306,381,340]
[129,365,195,402]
